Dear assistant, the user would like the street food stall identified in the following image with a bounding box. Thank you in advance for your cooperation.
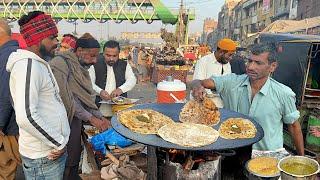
[256,33,320,157]
[83,96,319,179]
[152,47,191,83]
[80,33,320,179]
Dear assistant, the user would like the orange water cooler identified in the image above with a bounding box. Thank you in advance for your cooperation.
[157,78,186,103]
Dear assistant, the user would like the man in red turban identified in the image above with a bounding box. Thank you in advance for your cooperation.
[59,34,77,52]
[19,11,59,61]
[6,11,70,180]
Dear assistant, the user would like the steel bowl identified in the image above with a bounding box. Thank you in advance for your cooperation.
[245,156,280,180]
[278,156,320,180]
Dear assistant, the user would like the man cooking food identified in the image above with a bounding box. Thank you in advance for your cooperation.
[89,40,136,116]
[191,42,304,177]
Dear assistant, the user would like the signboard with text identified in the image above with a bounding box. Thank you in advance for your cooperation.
[262,0,270,14]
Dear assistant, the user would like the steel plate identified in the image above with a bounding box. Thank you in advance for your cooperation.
[111,103,264,150]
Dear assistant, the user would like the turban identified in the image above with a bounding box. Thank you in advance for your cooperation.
[61,36,76,49]
[20,14,58,47]
[217,38,237,52]
[76,38,100,49]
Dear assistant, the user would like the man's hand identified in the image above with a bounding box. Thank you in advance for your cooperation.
[47,147,65,160]
[89,116,109,132]
[191,80,206,101]
[100,90,111,101]
[0,127,4,136]
[310,126,320,137]
[110,88,123,98]
[101,117,112,130]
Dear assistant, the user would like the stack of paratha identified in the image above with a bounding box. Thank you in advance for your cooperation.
[219,118,257,139]
[118,109,174,134]
[179,97,220,126]
[158,122,219,147]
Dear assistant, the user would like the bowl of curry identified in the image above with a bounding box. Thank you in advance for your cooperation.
[278,156,319,180]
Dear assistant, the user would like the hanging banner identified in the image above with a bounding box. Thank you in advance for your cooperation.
[262,0,270,14]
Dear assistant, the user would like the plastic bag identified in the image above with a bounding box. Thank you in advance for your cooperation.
[90,128,132,155]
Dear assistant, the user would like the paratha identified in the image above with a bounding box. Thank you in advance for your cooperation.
[118,109,174,134]
[219,118,257,139]
[158,122,219,147]
[179,97,220,126]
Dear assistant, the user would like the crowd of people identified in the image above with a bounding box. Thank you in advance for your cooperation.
[0,10,313,180]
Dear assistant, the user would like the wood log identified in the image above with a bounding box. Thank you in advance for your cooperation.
[105,150,120,166]
[147,146,157,180]
[81,132,99,170]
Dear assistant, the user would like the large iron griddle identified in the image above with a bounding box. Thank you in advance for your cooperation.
[111,103,264,151]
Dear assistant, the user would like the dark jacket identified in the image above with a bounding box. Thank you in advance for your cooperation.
[230,56,246,75]
[0,40,19,135]
[93,54,127,107]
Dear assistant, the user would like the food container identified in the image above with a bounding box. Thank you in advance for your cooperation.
[99,104,113,117]
[157,78,186,103]
[246,156,280,180]
[278,156,320,180]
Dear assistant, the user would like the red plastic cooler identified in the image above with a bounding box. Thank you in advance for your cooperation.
[157,79,186,103]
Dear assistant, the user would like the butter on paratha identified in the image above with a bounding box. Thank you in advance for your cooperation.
[118,109,174,134]
[219,118,257,139]
[179,97,220,126]
[158,122,219,147]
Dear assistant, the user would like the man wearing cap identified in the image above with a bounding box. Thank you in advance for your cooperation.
[192,38,236,107]
[58,34,77,52]
[50,33,110,180]
[6,11,70,179]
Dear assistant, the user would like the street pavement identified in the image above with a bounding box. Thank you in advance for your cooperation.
[128,82,157,103]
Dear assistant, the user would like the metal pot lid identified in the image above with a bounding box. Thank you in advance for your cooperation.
[111,103,264,151]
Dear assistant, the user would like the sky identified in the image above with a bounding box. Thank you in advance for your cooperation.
[10,0,225,41]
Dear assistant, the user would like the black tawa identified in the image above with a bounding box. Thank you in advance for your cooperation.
[111,103,264,151]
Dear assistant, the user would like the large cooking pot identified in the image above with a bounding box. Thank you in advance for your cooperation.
[278,156,320,180]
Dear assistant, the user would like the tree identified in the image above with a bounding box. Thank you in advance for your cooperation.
[160,28,178,48]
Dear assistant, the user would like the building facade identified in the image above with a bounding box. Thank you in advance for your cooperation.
[289,0,298,19]
[215,0,319,44]
[240,0,258,40]
[272,0,291,21]
[297,0,320,20]
[201,18,218,44]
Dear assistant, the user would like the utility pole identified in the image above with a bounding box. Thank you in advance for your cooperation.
[107,21,110,40]
[176,0,188,47]
[73,21,78,36]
